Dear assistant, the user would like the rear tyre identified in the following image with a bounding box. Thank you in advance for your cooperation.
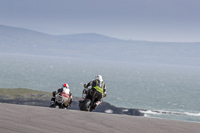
[79,98,91,111]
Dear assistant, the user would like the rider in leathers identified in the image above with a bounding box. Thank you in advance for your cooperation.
[50,83,73,108]
[82,75,107,109]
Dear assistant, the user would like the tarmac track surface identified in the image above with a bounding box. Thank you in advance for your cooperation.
[0,103,200,133]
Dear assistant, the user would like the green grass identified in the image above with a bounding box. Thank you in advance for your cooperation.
[0,88,51,99]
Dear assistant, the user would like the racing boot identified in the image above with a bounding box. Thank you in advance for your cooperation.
[93,101,102,109]
[49,97,56,107]
[49,100,55,107]
[69,99,73,106]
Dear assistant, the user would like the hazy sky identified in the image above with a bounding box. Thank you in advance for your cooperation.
[0,0,200,42]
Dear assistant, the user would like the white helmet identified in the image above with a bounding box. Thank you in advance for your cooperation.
[95,75,103,82]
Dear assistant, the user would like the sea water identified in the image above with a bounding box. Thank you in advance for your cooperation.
[0,53,200,122]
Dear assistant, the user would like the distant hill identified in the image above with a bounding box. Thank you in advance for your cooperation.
[0,24,67,55]
[1,24,200,66]
[57,33,123,44]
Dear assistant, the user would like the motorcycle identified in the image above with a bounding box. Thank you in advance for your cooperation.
[50,88,71,109]
[79,88,100,112]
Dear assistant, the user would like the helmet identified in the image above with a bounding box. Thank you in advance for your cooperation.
[95,75,103,82]
[62,83,69,88]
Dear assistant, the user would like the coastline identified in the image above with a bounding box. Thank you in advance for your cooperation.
[0,88,143,116]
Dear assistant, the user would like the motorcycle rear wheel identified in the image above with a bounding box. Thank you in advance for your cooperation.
[79,98,91,111]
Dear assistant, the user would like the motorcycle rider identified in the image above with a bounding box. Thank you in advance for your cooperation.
[82,75,107,110]
[50,83,73,108]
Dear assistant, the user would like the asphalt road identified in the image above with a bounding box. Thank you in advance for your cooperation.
[0,103,199,133]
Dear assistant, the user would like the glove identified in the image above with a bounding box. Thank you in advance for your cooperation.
[52,91,56,97]
[102,92,107,98]
[84,83,87,88]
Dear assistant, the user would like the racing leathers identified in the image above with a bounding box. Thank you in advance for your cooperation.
[50,87,73,108]
[82,79,107,109]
